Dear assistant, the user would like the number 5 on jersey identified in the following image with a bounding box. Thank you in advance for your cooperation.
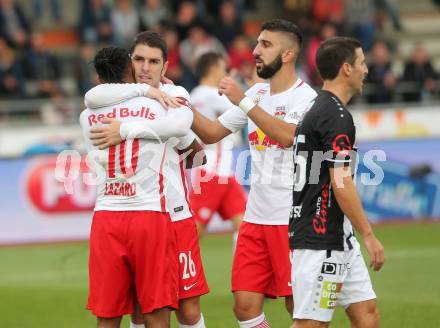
[293,134,306,192]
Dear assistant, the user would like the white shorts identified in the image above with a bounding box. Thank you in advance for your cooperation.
[291,241,376,322]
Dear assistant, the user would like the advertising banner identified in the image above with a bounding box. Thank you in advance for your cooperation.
[352,107,440,141]
[2,147,440,245]
[356,152,440,221]
[0,156,94,245]
[0,155,234,245]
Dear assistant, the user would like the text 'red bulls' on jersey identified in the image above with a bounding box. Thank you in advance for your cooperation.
[80,97,174,212]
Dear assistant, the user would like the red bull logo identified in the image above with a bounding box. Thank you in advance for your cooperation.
[248,128,284,151]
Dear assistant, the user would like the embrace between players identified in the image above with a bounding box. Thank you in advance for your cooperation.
[80,18,385,328]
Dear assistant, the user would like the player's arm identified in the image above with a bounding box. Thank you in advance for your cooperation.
[190,107,232,144]
[180,140,207,169]
[84,83,180,109]
[174,131,207,168]
[247,107,295,147]
[219,77,296,148]
[320,108,384,271]
[90,105,193,149]
[330,167,385,271]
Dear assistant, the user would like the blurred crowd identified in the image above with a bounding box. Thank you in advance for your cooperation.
[0,0,439,108]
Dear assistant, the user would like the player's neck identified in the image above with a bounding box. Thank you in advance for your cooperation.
[200,77,220,88]
[322,81,353,106]
[269,67,297,95]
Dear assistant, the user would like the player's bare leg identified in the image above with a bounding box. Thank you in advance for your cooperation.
[285,295,294,316]
[291,319,329,328]
[230,214,243,252]
[345,299,380,328]
[176,296,205,326]
[233,291,265,321]
[97,316,122,328]
[143,307,171,328]
[132,299,205,328]
[231,214,243,232]
[195,221,207,238]
[130,303,143,327]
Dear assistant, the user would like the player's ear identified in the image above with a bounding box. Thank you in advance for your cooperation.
[341,62,352,77]
[162,60,169,77]
[282,49,295,63]
[126,61,136,82]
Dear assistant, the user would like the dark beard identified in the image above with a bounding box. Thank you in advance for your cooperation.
[256,55,282,79]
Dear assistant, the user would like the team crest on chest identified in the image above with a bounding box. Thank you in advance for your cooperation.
[274,106,287,119]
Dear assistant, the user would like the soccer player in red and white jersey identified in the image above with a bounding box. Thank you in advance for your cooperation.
[189,52,247,242]
[80,46,194,328]
[189,19,318,327]
[85,31,209,328]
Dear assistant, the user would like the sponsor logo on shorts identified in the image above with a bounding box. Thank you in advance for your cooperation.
[183,282,198,291]
[319,281,342,310]
[321,262,351,276]
[321,262,337,274]
[174,206,184,213]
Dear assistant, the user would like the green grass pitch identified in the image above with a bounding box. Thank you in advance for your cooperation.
[0,222,439,327]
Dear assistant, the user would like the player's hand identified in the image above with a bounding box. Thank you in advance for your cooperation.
[90,118,123,149]
[160,76,175,85]
[363,233,385,271]
[145,86,180,108]
[219,76,245,106]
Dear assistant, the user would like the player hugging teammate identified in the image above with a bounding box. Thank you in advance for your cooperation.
[80,19,385,328]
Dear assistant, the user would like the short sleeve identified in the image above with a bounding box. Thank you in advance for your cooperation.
[175,131,196,150]
[218,105,248,133]
[318,110,356,167]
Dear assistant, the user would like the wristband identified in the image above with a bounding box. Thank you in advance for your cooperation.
[238,97,256,114]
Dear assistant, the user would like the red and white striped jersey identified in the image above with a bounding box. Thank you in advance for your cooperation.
[80,96,172,212]
[159,83,194,222]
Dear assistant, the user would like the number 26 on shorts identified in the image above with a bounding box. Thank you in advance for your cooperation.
[179,251,196,279]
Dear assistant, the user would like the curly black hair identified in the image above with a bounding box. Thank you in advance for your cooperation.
[93,46,130,83]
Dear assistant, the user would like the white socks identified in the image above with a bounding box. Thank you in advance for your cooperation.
[130,322,145,328]
[238,313,270,328]
[179,313,206,328]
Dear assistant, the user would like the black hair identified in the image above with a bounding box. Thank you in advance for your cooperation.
[130,31,168,61]
[261,19,303,49]
[316,37,362,80]
[195,52,224,80]
[93,46,130,83]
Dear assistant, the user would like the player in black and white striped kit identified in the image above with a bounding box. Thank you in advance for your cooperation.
[289,37,385,328]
